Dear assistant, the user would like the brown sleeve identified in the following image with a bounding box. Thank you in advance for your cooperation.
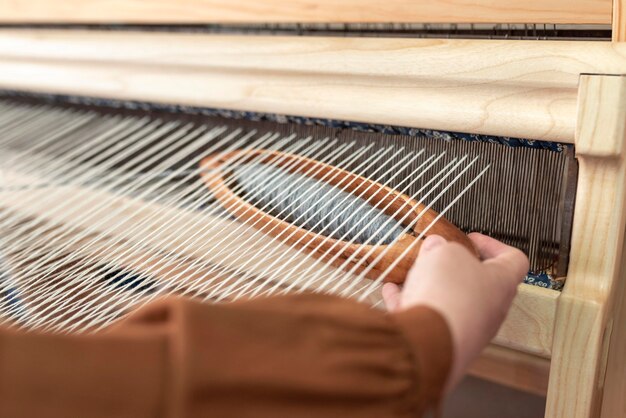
[0,294,453,418]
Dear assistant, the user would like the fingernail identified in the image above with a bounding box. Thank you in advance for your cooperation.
[421,235,446,252]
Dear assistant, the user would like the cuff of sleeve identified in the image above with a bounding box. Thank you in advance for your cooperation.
[390,305,453,411]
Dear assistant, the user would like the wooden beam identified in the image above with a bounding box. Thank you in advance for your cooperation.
[0,0,612,25]
[468,344,550,397]
[599,223,626,418]
[546,75,626,418]
[2,31,626,142]
[493,285,559,358]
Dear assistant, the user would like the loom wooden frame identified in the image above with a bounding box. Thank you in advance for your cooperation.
[0,0,614,25]
[0,28,625,418]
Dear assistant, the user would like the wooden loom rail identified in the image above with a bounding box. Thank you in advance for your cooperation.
[1,31,626,142]
[0,0,613,25]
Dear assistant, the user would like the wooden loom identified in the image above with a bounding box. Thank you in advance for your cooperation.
[0,2,626,418]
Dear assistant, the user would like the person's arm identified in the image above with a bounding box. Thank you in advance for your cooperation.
[0,233,528,418]
[0,295,451,418]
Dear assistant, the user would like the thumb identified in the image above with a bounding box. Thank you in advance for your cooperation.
[419,235,447,256]
[407,235,447,279]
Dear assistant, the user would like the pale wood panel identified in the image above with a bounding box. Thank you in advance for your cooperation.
[600,228,626,418]
[546,75,626,418]
[493,285,559,358]
[0,56,576,144]
[3,32,626,142]
[468,344,550,397]
[0,0,612,25]
[576,75,626,156]
[4,31,626,87]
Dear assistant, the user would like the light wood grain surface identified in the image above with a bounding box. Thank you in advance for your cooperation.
[576,76,626,156]
[0,0,613,25]
[2,31,626,142]
[493,285,559,358]
[546,75,626,418]
[468,344,550,396]
[600,235,626,418]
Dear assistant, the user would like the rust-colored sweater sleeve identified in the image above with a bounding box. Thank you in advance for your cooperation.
[0,294,452,418]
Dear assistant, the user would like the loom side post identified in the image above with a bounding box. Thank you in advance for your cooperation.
[546,74,626,418]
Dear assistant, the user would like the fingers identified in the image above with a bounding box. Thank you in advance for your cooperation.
[468,232,513,260]
[469,233,529,284]
[484,250,529,284]
[410,232,528,291]
[382,282,402,312]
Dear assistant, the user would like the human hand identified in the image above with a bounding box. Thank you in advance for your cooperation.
[382,233,529,392]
